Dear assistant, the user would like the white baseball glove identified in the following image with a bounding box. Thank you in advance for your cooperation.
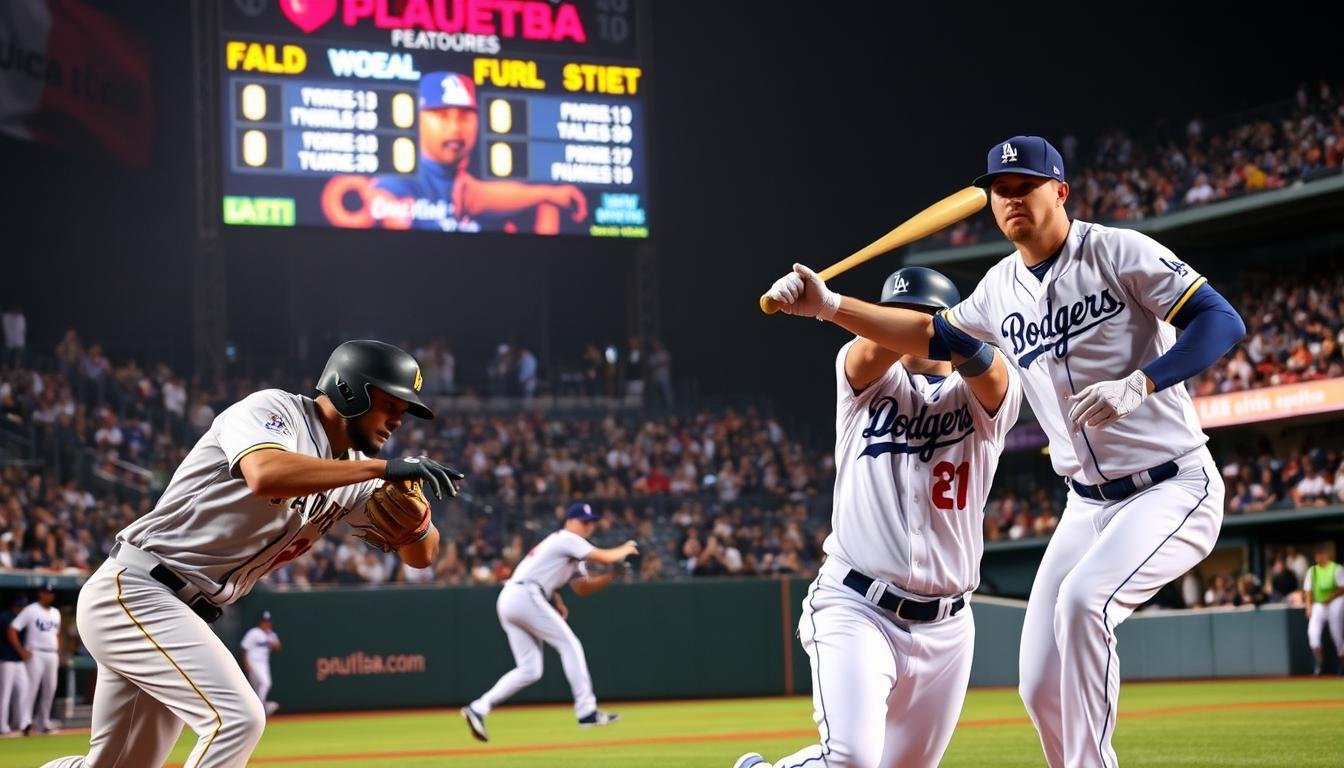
[1068,370,1151,429]
[765,263,841,320]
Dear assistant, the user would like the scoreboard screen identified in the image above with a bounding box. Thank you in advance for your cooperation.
[219,0,649,238]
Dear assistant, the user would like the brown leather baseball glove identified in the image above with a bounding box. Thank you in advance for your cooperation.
[357,479,432,552]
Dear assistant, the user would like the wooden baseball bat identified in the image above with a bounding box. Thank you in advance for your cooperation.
[759,186,988,314]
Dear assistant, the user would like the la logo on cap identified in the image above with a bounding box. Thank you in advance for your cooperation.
[891,276,909,294]
[1001,142,1018,163]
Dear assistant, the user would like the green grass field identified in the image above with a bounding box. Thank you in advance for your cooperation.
[3,678,1340,767]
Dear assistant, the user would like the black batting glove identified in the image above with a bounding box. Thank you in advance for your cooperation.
[385,456,466,500]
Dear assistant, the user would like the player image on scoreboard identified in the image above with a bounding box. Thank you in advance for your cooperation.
[322,71,589,234]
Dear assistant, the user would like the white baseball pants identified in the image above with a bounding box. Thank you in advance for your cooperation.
[20,648,59,730]
[768,562,975,768]
[39,555,264,768]
[471,581,597,717]
[0,658,29,732]
[1307,596,1344,652]
[1018,448,1224,768]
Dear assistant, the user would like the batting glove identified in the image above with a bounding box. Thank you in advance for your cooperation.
[385,456,465,500]
[765,263,841,320]
[1067,370,1151,429]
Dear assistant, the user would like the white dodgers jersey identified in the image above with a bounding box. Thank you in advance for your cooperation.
[511,530,593,596]
[827,339,1022,597]
[948,219,1209,484]
[118,389,384,605]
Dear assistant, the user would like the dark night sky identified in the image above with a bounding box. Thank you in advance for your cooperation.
[3,1,1342,428]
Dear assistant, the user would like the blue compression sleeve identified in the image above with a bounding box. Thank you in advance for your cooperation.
[1141,283,1246,392]
[930,312,985,362]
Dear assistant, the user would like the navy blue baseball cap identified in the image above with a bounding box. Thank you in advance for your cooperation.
[260,610,272,621]
[38,581,55,592]
[419,71,476,111]
[565,502,600,522]
[973,135,1066,188]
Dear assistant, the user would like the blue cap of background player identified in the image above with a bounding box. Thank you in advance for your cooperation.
[973,135,1066,188]
[419,71,477,111]
[39,581,55,593]
[565,502,600,522]
[260,610,272,621]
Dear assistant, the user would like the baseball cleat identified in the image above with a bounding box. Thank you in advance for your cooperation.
[734,753,771,768]
[577,709,619,727]
[461,706,488,742]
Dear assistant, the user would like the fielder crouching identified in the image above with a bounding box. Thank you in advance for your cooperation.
[39,340,463,768]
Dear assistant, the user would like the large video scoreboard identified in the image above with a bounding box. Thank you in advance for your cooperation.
[219,0,648,238]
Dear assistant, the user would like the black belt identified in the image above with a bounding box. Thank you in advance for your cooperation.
[1068,460,1179,503]
[150,564,223,625]
[842,570,964,622]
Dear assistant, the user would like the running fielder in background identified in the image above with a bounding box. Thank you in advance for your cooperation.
[240,611,281,715]
[759,135,1245,768]
[461,502,637,742]
[39,340,464,768]
[1304,542,1344,675]
[9,581,60,735]
[737,267,1022,768]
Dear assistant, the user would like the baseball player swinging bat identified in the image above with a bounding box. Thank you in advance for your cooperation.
[758,186,987,314]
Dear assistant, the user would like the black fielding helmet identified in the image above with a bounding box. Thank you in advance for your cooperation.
[878,266,960,312]
[316,340,433,420]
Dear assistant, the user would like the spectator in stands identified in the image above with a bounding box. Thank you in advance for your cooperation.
[516,347,538,399]
[1292,464,1333,508]
[1267,553,1301,602]
[648,338,673,406]
[1204,574,1235,607]
[623,337,643,399]
[2,305,24,369]
[1233,573,1266,608]
[1180,570,1203,609]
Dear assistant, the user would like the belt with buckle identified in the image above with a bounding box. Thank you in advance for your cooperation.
[111,542,223,625]
[842,569,964,622]
[1068,460,1179,503]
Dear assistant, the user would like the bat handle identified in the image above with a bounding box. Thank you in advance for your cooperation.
[759,294,781,315]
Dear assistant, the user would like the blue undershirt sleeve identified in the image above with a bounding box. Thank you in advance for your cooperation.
[1141,283,1246,392]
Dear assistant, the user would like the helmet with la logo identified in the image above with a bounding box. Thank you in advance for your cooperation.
[878,267,960,313]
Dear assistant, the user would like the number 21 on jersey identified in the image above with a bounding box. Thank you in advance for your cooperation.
[932,461,970,510]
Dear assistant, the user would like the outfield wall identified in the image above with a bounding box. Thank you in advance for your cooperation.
[227,580,1320,713]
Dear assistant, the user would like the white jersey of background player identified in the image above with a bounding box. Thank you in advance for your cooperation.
[8,582,61,735]
[240,611,281,715]
[764,136,1244,768]
[461,502,638,742]
[738,266,1021,768]
[40,340,462,768]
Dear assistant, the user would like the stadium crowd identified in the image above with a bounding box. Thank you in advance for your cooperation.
[935,80,1344,248]
[1189,267,1344,395]
[1,316,1341,592]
